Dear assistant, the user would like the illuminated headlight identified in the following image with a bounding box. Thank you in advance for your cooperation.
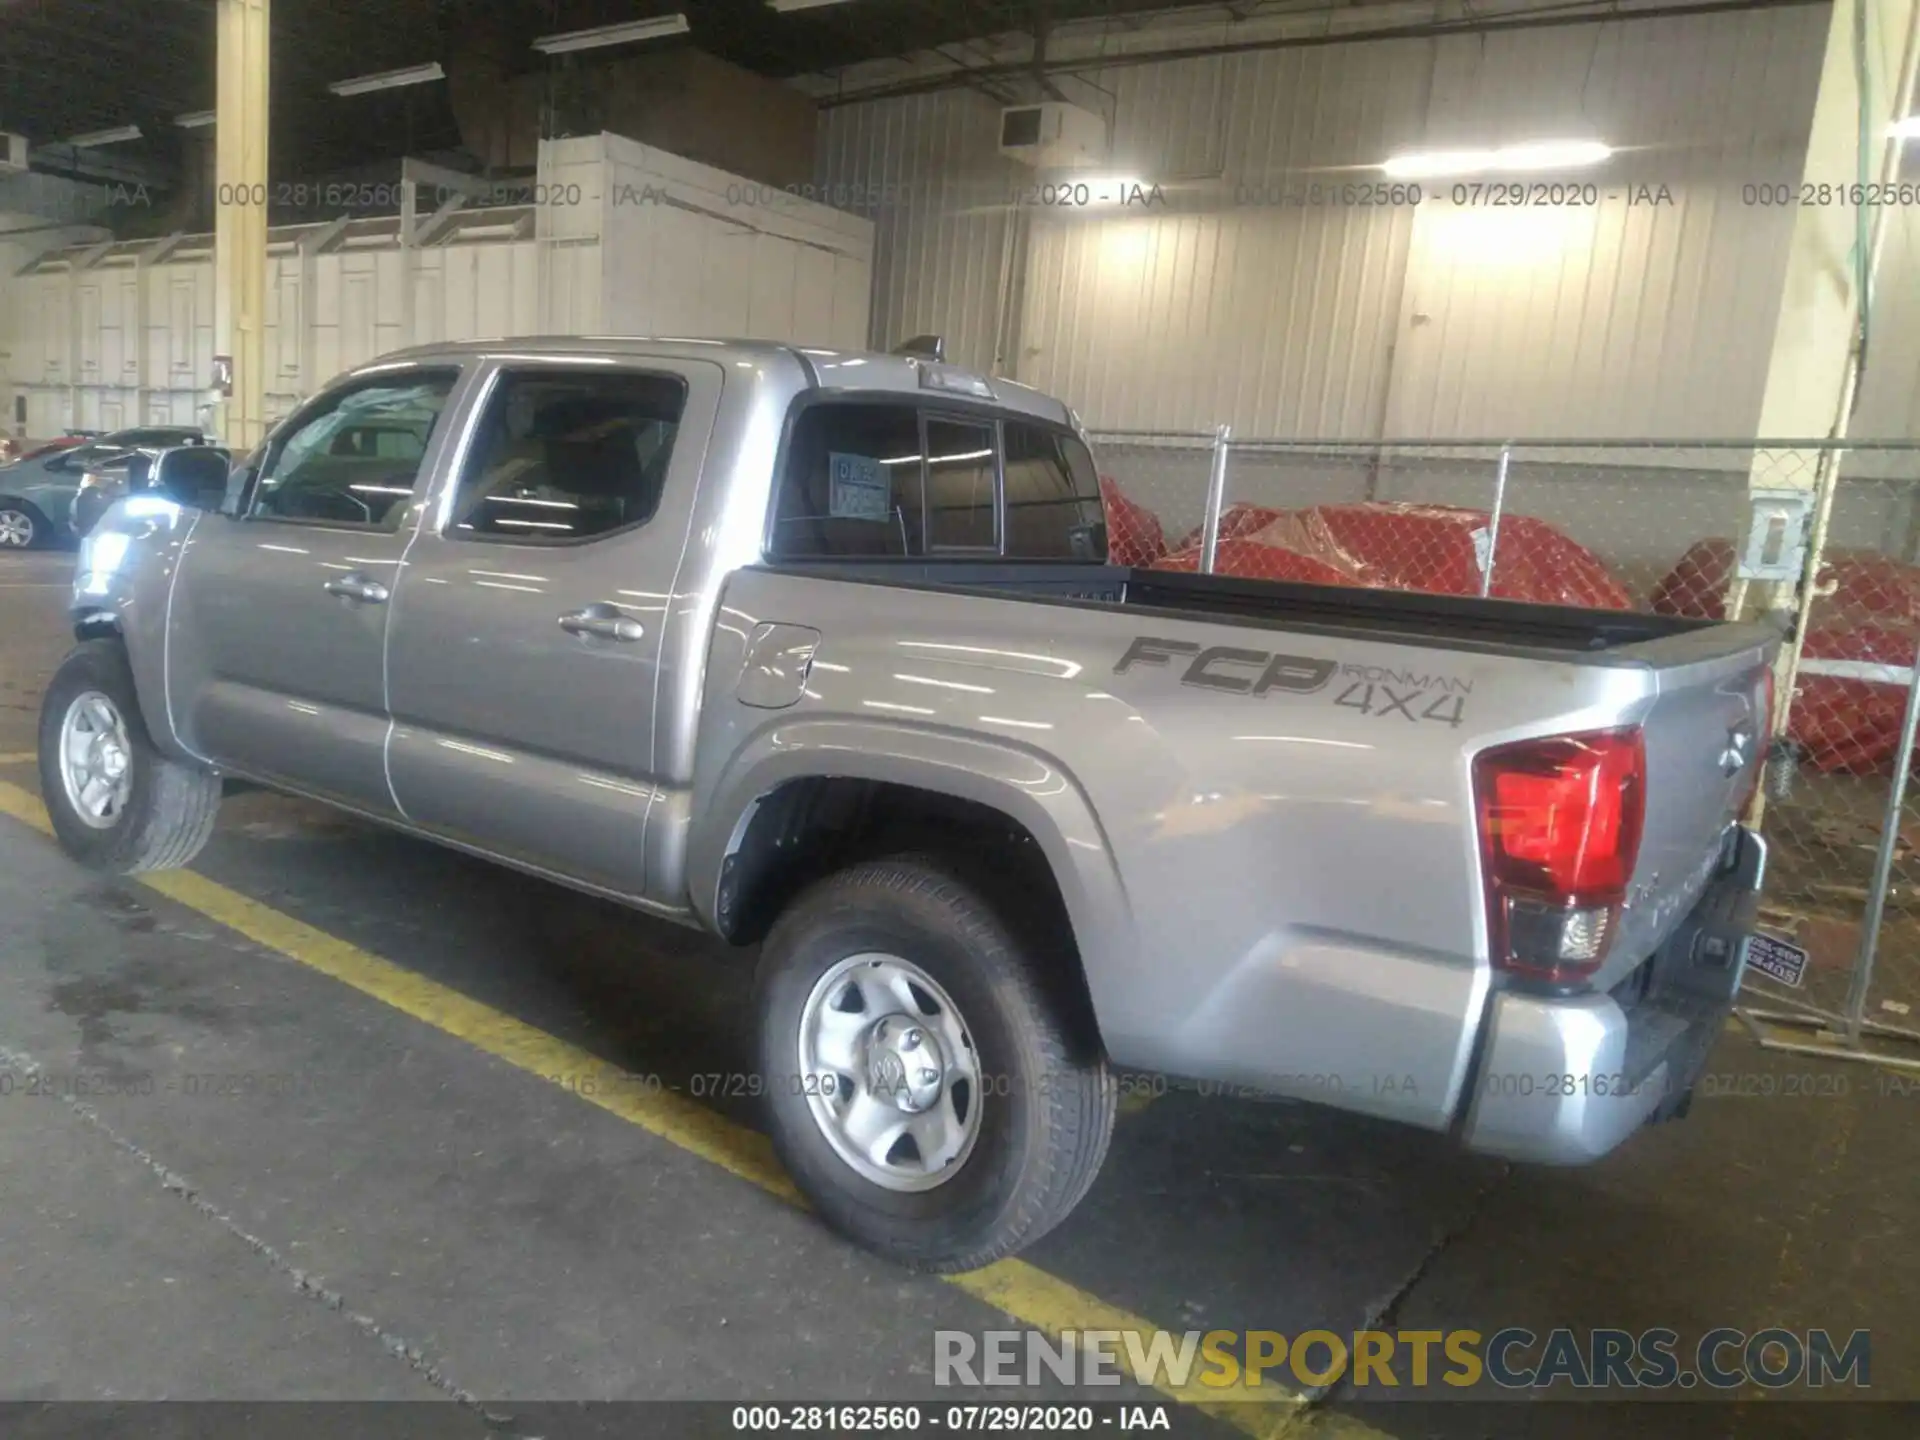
[76,530,131,597]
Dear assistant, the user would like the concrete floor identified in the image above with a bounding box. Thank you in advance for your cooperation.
[0,544,1913,1438]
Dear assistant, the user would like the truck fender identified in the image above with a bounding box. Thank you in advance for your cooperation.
[688,717,1137,1001]
[68,502,201,766]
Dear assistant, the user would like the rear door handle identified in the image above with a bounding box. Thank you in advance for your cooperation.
[558,605,644,642]
[322,573,390,604]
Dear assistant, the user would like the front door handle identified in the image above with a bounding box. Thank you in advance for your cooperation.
[559,604,644,642]
[323,573,390,604]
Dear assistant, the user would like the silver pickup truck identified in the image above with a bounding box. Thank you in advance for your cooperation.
[40,336,1778,1272]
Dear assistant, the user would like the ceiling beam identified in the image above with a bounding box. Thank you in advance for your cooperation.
[804,0,1823,105]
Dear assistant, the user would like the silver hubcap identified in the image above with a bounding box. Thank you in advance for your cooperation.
[58,691,135,828]
[797,953,983,1192]
[0,509,32,547]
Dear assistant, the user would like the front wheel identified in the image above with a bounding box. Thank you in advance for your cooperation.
[0,502,42,550]
[756,856,1115,1272]
[38,639,222,872]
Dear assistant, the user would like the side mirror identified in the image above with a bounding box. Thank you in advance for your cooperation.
[150,446,234,511]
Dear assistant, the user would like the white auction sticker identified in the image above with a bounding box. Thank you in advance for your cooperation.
[828,452,890,522]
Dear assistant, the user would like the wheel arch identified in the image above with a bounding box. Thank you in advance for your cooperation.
[74,608,122,641]
[691,722,1136,1048]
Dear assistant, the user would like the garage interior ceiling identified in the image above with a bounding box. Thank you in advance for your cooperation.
[0,0,1822,186]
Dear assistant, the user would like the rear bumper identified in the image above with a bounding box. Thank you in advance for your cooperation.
[1459,825,1765,1165]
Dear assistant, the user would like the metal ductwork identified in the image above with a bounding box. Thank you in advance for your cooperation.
[441,8,818,187]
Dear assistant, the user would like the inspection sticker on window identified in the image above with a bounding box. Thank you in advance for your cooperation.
[1744,933,1809,989]
[828,452,890,522]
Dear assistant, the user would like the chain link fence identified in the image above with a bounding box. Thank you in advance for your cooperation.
[1089,429,1920,1063]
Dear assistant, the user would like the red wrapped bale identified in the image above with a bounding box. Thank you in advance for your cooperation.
[1153,502,1633,611]
[1653,539,1920,774]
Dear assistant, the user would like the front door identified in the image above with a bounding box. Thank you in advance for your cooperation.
[383,356,722,897]
[164,364,466,812]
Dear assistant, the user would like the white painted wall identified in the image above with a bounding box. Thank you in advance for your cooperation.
[818,5,1920,444]
[2,134,875,438]
[584,133,873,345]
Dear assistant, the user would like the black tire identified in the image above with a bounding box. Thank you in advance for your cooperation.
[0,499,45,551]
[38,639,222,873]
[756,855,1115,1272]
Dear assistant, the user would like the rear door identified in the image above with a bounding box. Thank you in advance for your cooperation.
[164,364,465,813]
[383,355,722,897]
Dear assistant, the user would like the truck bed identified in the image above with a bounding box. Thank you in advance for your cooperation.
[760,560,1740,663]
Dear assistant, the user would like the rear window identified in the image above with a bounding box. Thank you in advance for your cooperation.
[771,402,926,558]
[769,401,1107,563]
[924,417,997,551]
[1004,422,1104,560]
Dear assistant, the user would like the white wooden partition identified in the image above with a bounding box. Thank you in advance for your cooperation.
[3,132,875,437]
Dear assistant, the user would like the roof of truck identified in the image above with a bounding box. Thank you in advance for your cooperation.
[357,336,1076,428]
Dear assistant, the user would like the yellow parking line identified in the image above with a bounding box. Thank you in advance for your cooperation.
[0,752,37,765]
[0,778,1357,1438]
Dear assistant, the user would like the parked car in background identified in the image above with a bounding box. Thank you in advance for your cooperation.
[0,426,217,548]
[17,437,93,462]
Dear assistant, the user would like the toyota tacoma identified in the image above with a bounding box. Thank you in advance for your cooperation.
[40,337,1778,1271]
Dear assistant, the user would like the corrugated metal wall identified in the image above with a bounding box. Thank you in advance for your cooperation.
[818,5,1920,442]
[1382,8,1826,439]
[1019,39,1432,437]
[816,92,1020,375]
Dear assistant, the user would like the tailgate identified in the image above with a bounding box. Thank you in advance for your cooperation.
[1601,622,1777,988]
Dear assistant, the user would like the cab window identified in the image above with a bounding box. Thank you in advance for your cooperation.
[248,370,459,530]
[444,368,687,544]
[770,402,927,559]
[1003,422,1106,561]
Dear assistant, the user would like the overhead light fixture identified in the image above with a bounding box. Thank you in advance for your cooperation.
[328,62,446,97]
[769,0,854,11]
[66,125,143,148]
[531,15,690,54]
[1892,115,1920,140]
[1380,139,1612,180]
[174,111,216,130]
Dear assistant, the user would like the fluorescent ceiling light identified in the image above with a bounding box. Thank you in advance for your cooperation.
[769,0,854,11]
[532,15,690,54]
[1380,139,1612,180]
[1893,115,1920,140]
[67,125,143,147]
[328,62,446,97]
[174,110,216,130]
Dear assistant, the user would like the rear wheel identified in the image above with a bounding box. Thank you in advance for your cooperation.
[38,639,222,872]
[0,502,41,550]
[756,855,1114,1271]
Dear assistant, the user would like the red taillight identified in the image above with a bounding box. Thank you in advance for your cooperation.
[1473,728,1646,985]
